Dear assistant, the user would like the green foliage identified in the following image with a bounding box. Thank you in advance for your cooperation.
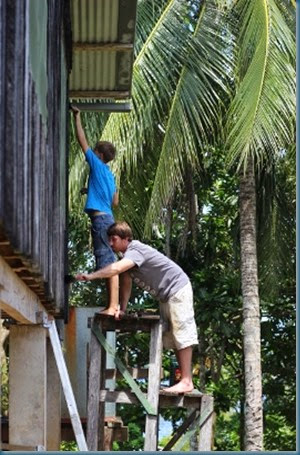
[257,146,296,298]
[112,405,145,451]
[67,0,296,450]
[263,414,296,451]
[60,440,78,451]
[226,0,296,170]
[1,356,9,416]
[214,411,241,451]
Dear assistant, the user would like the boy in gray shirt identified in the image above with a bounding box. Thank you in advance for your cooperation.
[75,221,198,393]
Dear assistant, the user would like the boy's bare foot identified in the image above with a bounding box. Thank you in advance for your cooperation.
[99,308,117,316]
[162,380,194,394]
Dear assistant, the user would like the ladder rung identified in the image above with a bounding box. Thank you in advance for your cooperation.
[89,314,161,332]
[99,389,207,409]
[1,443,45,451]
[105,367,163,380]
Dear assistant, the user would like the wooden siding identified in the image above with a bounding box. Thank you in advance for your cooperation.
[0,0,72,317]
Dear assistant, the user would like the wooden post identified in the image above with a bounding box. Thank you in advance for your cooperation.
[97,321,106,450]
[9,325,47,449]
[87,322,102,450]
[198,395,214,451]
[144,320,163,451]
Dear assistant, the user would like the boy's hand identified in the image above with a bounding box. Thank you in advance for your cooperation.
[71,105,80,116]
[75,273,90,281]
[115,309,125,320]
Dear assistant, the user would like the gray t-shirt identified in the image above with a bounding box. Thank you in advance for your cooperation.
[123,240,189,302]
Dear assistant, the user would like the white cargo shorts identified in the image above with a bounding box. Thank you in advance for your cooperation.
[159,281,199,350]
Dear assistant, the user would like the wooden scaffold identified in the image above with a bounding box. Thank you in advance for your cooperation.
[87,312,214,451]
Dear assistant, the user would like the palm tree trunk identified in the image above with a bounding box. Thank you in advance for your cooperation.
[164,203,172,258]
[239,157,263,450]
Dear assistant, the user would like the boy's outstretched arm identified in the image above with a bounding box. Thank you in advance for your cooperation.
[75,258,135,281]
[71,106,89,153]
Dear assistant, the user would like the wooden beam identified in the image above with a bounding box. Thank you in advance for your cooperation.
[99,390,139,405]
[74,42,133,52]
[105,367,157,380]
[1,443,45,451]
[198,395,214,451]
[144,320,163,451]
[89,313,161,332]
[99,390,205,409]
[69,90,130,99]
[0,256,46,323]
[87,326,102,450]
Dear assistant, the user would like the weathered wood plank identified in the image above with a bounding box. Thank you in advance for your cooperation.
[1,443,45,451]
[0,0,70,316]
[0,256,46,323]
[99,389,206,409]
[198,395,214,451]
[99,390,139,405]
[69,90,130,99]
[91,312,160,333]
[74,42,133,51]
[105,367,152,380]
[98,326,106,450]
[0,0,6,218]
[15,0,25,254]
[144,320,163,451]
[87,328,101,450]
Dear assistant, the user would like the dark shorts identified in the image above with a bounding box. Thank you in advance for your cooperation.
[90,214,115,270]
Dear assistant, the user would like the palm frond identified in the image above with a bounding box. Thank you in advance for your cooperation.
[135,0,170,56]
[257,146,296,296]
[100,0,190,186]
[144,1,233,234]
[226,0,296,171]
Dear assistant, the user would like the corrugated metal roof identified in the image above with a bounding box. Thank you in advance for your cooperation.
[69,0,137,100]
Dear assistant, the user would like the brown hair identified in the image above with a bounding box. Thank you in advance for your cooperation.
[94,141,116,163]
[107,222,133,241]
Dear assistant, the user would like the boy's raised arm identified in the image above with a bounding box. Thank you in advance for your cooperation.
[71,106,89,153]
[112,191,119,207]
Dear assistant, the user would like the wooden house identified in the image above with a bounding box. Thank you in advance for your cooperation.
[0,0,137,450]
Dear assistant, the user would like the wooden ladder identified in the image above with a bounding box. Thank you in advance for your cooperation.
[87,312,214,451]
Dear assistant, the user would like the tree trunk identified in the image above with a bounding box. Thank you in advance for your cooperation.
[164,203,172,258]
[239,157,263,450]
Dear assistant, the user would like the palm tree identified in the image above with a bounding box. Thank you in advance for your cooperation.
[226,0,295,449]
[69,0,295,449]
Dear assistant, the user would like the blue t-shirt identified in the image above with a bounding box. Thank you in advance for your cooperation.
[84,148,116,216]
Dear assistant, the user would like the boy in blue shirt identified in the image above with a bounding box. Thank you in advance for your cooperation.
[72,106,119,316]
